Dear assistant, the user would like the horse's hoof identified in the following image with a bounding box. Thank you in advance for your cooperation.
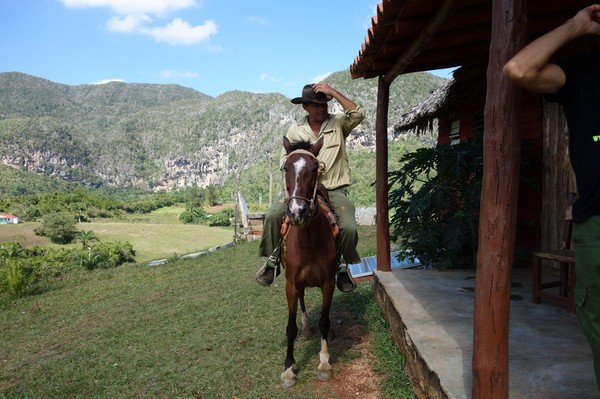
[281,378,296,389]
[317,368,332,382]
[281,368,296,389]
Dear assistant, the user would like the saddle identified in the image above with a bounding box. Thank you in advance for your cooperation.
[280,183,339,238]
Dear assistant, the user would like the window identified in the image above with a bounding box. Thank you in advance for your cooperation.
[450,120,460,145]
[472,110,484,136]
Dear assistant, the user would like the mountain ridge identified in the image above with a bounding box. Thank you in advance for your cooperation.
[0,70,446,195]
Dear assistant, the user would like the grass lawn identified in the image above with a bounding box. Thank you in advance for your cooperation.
[0,206,234,264]
[0,225,415,399]
[83,222,233,263]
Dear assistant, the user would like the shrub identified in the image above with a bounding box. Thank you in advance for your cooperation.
[24,206,41,221]
[0,243,37,297]
[208,208,233,227]
[179,210,196,224]
[0,240,136,298]
[388,136,483,269]
[34,212,78,244]
[91,241,136,267]
[179,206,208,224]
[76,250,108,271]
[0,258,37,297]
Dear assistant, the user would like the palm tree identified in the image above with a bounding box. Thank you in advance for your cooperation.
[77,250,106,271]
[75,230,99,249]
[0,242,24,259]
[70,202,87,223]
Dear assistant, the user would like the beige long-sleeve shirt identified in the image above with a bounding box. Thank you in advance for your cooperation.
[281,106,364,190]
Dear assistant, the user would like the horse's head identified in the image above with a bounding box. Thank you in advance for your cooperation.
[282,136,324,226]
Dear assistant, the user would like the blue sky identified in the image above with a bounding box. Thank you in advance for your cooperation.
[1,0,454,98]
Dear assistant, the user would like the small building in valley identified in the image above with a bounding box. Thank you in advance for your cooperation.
[0,214,19,224]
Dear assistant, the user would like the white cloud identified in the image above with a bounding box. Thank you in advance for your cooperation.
[60,0,197,16]
[142,18,217,45]
[260,73,282,82]
[311,72,331,83]
[248,16,269,26]
[160,70,199,78]
[61,0,216,46]
[91,78,126,84]
[106,14,151,33]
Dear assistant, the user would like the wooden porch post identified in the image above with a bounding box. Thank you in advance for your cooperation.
[374,0,458,273]
[472,0,526,397]
[376,76,391,272]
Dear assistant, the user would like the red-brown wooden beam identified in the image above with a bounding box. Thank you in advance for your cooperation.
[376,76,391,272]
[472,0,527,397]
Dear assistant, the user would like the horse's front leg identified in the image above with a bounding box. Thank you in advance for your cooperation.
[299,286,312,338]
[316,281,335,382]
[281,281,299,389]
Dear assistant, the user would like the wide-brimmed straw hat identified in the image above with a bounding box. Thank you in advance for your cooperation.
[291,84,332,104]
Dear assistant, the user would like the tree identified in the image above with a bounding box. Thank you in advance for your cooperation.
[77,249,107,271]
[388,136,483,269]
[0,242,25,260]
[75,230,99,249]
[70,201,87,223]
[0,242,34,297]
[205,184,219,206]
[34,212,78,244]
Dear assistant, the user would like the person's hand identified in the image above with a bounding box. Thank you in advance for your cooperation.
[571,4,600,36]
[312,83,336,97]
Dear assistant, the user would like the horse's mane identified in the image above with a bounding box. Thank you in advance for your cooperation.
[287,139,313,152]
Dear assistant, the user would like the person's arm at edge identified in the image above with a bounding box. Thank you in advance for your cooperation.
[503,4,600,93]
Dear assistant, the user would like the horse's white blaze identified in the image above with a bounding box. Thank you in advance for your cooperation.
[289,157,307,214]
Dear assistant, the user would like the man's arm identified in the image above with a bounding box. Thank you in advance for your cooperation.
[313,82,358,111]
[503,4,600,93]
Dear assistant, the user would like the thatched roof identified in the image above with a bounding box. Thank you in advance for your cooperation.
[394,79,453,135]
[394,66,486,135]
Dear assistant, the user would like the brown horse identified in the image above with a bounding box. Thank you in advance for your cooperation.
[279,136,339,389]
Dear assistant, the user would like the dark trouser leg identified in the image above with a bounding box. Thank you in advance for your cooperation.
[573,216,600,390]
[258,193,287,257]
[257,194,286,285]
[328,188,360,264]
[328,188,359,292]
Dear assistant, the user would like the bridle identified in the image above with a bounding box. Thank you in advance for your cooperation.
[284,149,325,222]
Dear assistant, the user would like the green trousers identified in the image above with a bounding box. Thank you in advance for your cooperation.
[258,187,360,264]
[573,215,600,390]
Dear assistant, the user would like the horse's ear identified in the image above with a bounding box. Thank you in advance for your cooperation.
[283,136,292,154]
[310,137,324,156]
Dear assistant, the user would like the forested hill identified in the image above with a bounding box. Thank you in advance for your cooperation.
[0,70,446,192]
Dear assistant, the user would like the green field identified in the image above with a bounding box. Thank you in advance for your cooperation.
[0,206,234,264]
[0,224,415,399]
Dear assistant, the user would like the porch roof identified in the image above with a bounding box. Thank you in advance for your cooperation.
[350,0,593,80]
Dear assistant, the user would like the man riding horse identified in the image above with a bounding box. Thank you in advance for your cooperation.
[256,82,364,292]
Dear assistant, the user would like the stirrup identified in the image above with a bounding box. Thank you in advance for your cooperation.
[256,256,280,286]
[336,262,356,293]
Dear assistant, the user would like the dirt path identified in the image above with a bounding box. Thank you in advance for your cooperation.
[310,309,384,399]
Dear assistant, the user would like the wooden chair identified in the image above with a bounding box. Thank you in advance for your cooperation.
[531,193,577,313]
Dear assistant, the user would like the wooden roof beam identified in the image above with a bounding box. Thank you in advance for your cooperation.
[376,0,406,26]
[383,0,461,84]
